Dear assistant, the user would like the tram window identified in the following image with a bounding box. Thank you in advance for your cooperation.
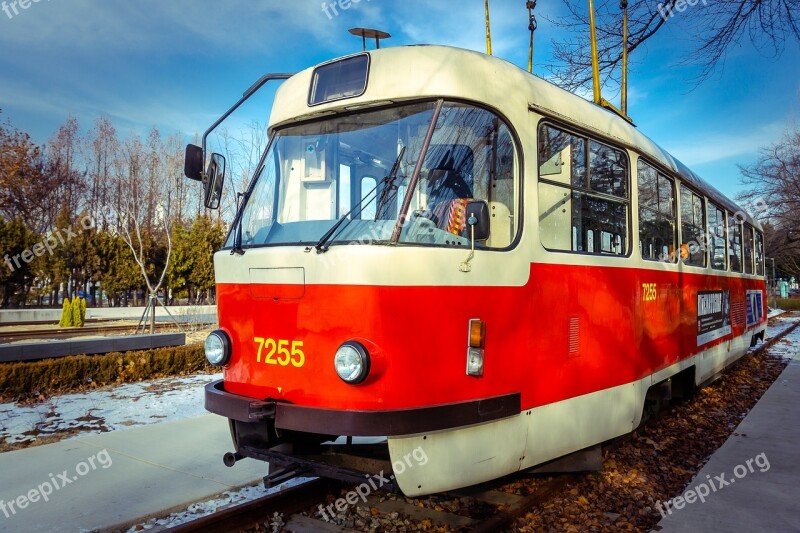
[359,176,377,220]
[309,54,369,105]
[538,124,629,256]
[680,185,707,267]
[638,159,676,262]
[743,224,755,275]
[338,165,352,217]
[729,218,743,272]
[398,103,519,249]
[755,230,765,276]
[708,203,727,270]
[590,141,628,198]
[538,126,586,187]
[570,193,627,254]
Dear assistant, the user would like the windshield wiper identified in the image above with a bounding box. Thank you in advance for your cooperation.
[375,146,405,221]
[232,193,246,255]
[312,149,405,254]
[312,188,379,253]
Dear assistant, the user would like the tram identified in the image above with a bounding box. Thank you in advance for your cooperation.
[185,45,767,496]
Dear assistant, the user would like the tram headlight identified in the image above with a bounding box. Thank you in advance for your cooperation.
[205,330,231,366]
[334,341,370,384]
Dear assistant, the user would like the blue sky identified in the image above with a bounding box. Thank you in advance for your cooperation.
[0,0,798,201]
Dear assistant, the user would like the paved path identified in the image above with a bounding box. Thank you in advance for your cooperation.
[657,347,800,532]
[0,415,262,532]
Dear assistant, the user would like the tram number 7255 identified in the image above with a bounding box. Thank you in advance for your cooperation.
[642,283,658,302]
[253,337,305,367]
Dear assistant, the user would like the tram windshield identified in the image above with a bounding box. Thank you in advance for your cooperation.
[227,101,518,251]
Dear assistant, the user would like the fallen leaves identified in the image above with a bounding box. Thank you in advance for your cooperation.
[511,320,793,532]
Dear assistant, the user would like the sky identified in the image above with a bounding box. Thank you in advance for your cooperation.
[0,0,798,202]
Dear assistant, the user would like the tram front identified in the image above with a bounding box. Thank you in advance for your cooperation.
[191,47,530,496]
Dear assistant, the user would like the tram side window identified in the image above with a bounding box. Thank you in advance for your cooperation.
[538,124,629,256]
[707,203,727,270]
[729,218,743,272]
[638,159,676,262]
[680,185,707,267]
[755,230,765,276]
[743,224,755,275]
[590,141,627,198]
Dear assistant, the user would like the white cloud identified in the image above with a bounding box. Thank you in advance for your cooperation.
[661,121,786,167]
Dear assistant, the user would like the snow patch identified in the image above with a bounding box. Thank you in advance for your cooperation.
[124,477,314,531]
[0,373,221,445]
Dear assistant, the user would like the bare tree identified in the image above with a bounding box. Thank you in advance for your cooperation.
[738,124,800,277]
[46,116,85,226]
[83,116,119,229]
[113,130,174,329]
[212,120,269,223]
[548,0,800,93]
[164,133,195,226]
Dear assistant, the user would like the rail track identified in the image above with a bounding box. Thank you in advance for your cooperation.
[0,322,185,342]
[166,472,578,533]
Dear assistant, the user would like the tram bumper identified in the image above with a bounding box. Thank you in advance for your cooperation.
[205,379,521,436]
[206,379,522,494]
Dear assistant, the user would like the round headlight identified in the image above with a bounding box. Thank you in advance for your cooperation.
[334,341,370,384]
[205,330,231,366]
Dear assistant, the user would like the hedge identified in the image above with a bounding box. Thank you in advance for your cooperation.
[775,298,800,311]
[0,344,210,401]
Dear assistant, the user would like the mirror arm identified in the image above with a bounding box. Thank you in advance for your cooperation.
[201,73,294,160]
[460,215,477,273]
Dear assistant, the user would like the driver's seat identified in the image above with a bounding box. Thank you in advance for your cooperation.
[427,169,473,235]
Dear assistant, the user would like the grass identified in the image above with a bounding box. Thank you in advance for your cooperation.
[0,344,210,402]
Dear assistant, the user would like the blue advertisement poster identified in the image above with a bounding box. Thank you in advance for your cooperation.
[746,290,764,327]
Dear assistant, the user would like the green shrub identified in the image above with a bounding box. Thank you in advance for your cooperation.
[59,298,72,328]
[71,297,83,328]
[0,344,210,401]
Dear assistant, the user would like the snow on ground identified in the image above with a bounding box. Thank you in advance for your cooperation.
[766,312,800,338]
[0,372,221,445]
[767,307,785,319]
[766,322,800,360]
[125,477,315,532]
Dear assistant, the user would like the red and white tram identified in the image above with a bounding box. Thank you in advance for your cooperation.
[186,45,767,496]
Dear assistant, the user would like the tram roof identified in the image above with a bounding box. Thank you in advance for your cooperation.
[269,45,758,227]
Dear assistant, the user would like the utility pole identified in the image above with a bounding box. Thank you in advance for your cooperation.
[770,257,777,309]
[485,0,493,55]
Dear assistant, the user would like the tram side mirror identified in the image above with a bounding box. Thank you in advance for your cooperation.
[184,144,204,181]
[466,200,490,241]
[204,153,226,210]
